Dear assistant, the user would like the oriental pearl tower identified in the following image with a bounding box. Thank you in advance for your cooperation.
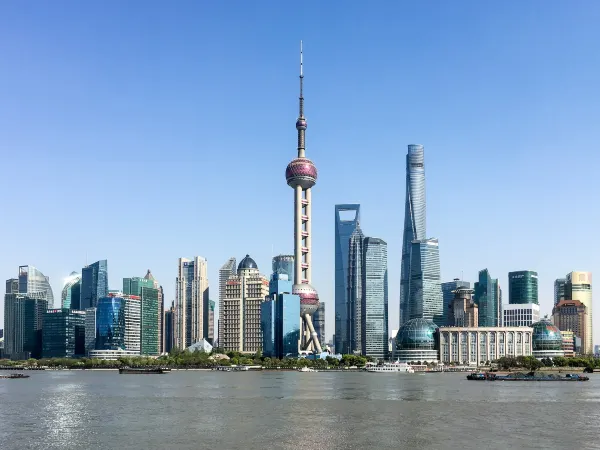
[285,41,322,353]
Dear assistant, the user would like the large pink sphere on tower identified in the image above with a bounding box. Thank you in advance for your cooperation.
[286,158,318,190]
[292,283,320,316]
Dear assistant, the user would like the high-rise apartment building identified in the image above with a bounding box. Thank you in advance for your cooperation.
[474,269,501,327]
[334,204,360,355]
[81,260,108,309]
[175,257,209,349]
[221,255,269,352]
[42,309,86,358]
[313,302,325,347]
[407,239,443,324]
[362,237,388,360]
[218,257,237,347]
[442,279,471,326]
[346,224,364,354]
[400,144,426,327]
[565,271,592,354]
[61,272,82,309]
[164,301,175,353]
[508,270,538,305]
[554,278,566,306]
[123,295,141,354]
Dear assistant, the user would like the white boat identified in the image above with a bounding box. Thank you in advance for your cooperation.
[366,361,415,373]
[298,367,317,372]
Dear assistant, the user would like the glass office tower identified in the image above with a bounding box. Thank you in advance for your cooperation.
[42,309,86,358]
[347,225,364,353]
[554,278,566,306]
[441,279,471,326]
[474,269,500,327]
[95,296,125,350]
[408,239,443,325]
[61,272,82,309]
[123,277,159,355]
[400,145,426,327]
[81,260,108,309]
[334,204,360,355]
[3,293,47,359]
[272,255,294,279]
[362,237,389,360]
[18,265,54,307]
[508,270,539,305]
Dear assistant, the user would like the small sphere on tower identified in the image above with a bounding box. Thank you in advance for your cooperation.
[296,118,307,130]
[286,157,318,189]
[293,283,320,316]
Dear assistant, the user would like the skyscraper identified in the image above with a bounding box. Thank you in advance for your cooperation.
[442,279,471,326]
[175,257,209,349]
[313,302,325,347]
[81,260,108,309]
[95,296,125,350]
[362,237,389,360]
[4,293,47,359]
[565,271,592,354]
[143,270,164,354]
[6,278,18,294]
[554,278,566,305]
[204,299,215,345]
[61,272,81,309]
[400,144,426,327]
[474,269,500,327]
[42,309,86,358]
[347,225,364,354]
[164,301,175,353]
[18,265,54,307]
[407,239,443,324]
[123,274,160,355]
[285,42,321,353]
[221,255,269,352]
[272,255,294,279]
[218,257,236,347]
[508,270,538,304]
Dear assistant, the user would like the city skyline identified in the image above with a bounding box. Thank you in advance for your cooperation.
[1,3,600,344]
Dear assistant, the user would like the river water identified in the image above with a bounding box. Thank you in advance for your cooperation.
[0,370,598,450]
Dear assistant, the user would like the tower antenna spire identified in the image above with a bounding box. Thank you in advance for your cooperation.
[299,40,304,118]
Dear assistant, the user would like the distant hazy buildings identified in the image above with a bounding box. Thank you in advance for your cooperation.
[42,309,85,358]
[508,271,538,305]
[175,257,209,349]
[221,255,269,353]
[61,272,81,309]
[81,260,108,310]
[442,279,471,326]
[474,269,501,327]
[408,239,443,324]
[362,237,388,360]
[400,145,427,327]
[334,204,360,355]
[503,303,540,327]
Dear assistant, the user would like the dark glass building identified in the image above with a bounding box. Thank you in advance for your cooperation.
[508,270,538,305]
[441,279,471,326]
[164,302,175,353]
[42,309,86,358]
[61,272,81,309]
[408,239,443,325]
[334,204,360,355]
[554,278,566,306]
[95,296,125,350]
[3,294,47,359]
[81,260,108,309]
[347,225,364,353]
[313,302,325,347]
[474,269,500,327]
[6,278,18,294]
[123,277,159,355]
[272,255,294,279]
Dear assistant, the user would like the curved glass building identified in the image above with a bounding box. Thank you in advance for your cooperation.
[395,318,438,363]
[18,265,54,307]
[400,145,426,326]
[531,319,564,359]
[61,272,81,309]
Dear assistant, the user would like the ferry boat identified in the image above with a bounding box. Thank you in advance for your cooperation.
[366,361,415,373]
[118,367,170,375]
[0,373,30,379]
[298,367,317,372]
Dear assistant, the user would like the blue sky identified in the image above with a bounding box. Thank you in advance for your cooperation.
[1,2,599,343]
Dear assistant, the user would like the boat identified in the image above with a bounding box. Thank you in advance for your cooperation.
[298,367,317,372]
[366,361,415,373]
[118,367,169,375]
[0,373,30,379]
[466,371,589,382]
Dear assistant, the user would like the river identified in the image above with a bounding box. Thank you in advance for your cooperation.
[0,370,598,450]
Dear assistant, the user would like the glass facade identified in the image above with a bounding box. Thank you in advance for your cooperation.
[96,296,125,350]
[441,279,470,326]
[272,255,294,279]
[362,237,388,360]
[42,309,85,358]
[164,304,175,354]
[408,239,443,325]
[347,225,364,353]
[261,299,276,357]
[508,270,539,305]
[81,260,108,309]
[123,278,159,355]
[334,204,360,355]
[18,265,54,308]
[61,272,81,309]
[474,269,500,327]
[85,308,96,354]
[395,318,438,363]
[400,145,426,327]
[531,319,563,351]
[313,302,325,346]
[554,278,566,306]
[3,294,47,359]
[263,273,301,359]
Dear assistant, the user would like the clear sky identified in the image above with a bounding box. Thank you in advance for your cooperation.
[1,1,599,344]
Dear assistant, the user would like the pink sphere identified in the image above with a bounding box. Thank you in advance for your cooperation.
[286,158,317,189]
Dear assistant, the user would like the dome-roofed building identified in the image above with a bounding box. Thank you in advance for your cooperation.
[531,318,564,359]
[238,255,258,272]
[395,318,439,363]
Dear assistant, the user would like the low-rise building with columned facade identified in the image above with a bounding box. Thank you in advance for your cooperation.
[438,327,533,365]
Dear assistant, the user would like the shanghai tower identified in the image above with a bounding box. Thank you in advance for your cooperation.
[285,41,322,353]
[399,144,426,326]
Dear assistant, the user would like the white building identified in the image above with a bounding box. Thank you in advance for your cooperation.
[502,303,540,327]
[88,349,141,360]
[124,296,141,353]
[439,327,533,365]
[85,307,97,354]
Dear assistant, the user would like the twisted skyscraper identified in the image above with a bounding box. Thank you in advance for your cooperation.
[285,42,322,353]
[399,145,426,326]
